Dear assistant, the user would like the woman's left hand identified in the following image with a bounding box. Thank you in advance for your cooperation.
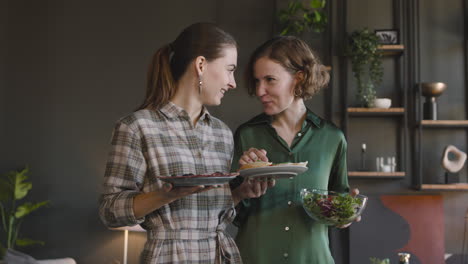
[337,188,361,229]
[231,177,275,205]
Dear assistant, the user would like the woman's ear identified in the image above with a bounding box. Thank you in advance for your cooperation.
[294,71,304,85]
[294,71,305,84]
[195,56,207,76]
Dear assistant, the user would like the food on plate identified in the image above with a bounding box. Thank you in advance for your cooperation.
[239,161,273,170]
[272,161,308,167]
[239,161,309,170]
[157,172,239,179]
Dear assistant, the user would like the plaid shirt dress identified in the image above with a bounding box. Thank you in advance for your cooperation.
[99,102,242,263]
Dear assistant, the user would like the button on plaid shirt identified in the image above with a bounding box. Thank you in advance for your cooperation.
[99,102,242,263]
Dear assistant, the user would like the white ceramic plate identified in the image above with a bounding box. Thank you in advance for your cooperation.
[156,173,238,187]
[239,165,308,179]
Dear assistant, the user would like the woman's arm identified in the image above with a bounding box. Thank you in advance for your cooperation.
[133,184,214,218]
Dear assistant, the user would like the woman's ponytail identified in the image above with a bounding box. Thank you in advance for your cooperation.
[137,44,176,110]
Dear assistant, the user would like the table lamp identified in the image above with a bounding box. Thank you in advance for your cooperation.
[110,225,146,264]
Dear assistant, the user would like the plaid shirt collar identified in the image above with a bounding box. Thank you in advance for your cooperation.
[159,101,211,123]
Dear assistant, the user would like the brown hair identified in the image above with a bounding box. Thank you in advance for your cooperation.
[245,36,329,100]
[137,22,237,110]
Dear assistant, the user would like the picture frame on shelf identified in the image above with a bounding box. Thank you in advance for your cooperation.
[375,29,399,45]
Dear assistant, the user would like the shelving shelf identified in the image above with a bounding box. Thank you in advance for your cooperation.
[347,107,405,116]
[378,45,405,55]
[420,120,468,128]
[420,183,468,191]
[349,171,405,178]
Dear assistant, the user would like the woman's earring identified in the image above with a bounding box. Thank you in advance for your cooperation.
[294,88,302,97]
[198,76,203,94]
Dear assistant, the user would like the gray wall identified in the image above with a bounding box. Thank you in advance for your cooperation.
[2,0,468,263]
[2,0,274,263]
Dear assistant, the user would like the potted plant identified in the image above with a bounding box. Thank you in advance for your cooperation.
[277,0,328,35]
[0,167,49,259]
[346,28,384,107]
[370,257,390,264]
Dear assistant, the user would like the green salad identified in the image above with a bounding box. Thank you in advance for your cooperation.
[302,190,364,226]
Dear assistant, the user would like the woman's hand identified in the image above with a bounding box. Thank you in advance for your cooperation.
[239,148,269,165]
[133,183,217,219]
[161,182,217,201]
[337,188,361,229]
[231,177,275,205]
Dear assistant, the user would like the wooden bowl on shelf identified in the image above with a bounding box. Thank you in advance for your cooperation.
[421,82,447,97]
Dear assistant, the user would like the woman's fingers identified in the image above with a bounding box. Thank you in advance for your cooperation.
[267,178,276,187]
[350,188,359,196]
[239,148,269,165]
[250,148,268,162]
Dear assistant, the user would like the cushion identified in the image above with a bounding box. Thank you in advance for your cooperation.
[37,259,76,264]
[3,249,39,264]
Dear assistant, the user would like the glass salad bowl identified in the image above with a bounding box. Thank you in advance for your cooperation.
[300,188,368,227]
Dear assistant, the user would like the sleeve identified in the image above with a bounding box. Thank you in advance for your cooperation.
[230,127,251,227]
[328,132,350,193]
[98,121,146,228]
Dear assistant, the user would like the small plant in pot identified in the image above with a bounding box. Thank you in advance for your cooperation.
[346,28,384,107]
[0,167,49,259]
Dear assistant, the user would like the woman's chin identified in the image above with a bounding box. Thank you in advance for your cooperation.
[263,108,277,116]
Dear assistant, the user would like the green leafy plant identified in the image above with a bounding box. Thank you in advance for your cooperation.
[0,167,49,258]
[370,257,390,264]
[346,28,384,107]
[277,0,328,35]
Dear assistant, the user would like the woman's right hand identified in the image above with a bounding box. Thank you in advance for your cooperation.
[232,148,275,205]
[133,184,216,219]
[239,148,269,165]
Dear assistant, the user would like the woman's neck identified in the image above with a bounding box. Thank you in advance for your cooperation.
[272,99,307,132]
[171,77,203,126]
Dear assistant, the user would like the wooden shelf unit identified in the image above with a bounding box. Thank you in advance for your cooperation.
[347,107,405,116]
[349,171,405,178]
[420,183,468,191]
[378,45,405,55]
[420,120,468,127]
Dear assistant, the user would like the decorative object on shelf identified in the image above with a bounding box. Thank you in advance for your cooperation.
[398,252,411,264]
[373,98,392,108]
[0,167,50,259]
[376,156,396,172]
[420,82,447,120]
[346,28,383,107]
[375,29,399,45]
[277,0,328,36]
[441,145,467,184]
[360,143,367,171]
[369,257,390,264]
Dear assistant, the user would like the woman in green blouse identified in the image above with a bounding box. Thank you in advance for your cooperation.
[230,36,359,264]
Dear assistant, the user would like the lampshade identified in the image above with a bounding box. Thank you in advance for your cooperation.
[110,225,146,264]
[110,224,146,232]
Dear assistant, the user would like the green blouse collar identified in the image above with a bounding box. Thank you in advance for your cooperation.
[244,108,323,128]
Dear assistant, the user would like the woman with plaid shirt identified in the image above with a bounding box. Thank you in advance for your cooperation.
[99,23,242,264]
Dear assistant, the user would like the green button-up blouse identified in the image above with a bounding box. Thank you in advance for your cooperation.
[231,109,349,264]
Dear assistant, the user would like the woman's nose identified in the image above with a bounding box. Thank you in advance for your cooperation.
[228,75,236,89]
[256,82,266,97]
